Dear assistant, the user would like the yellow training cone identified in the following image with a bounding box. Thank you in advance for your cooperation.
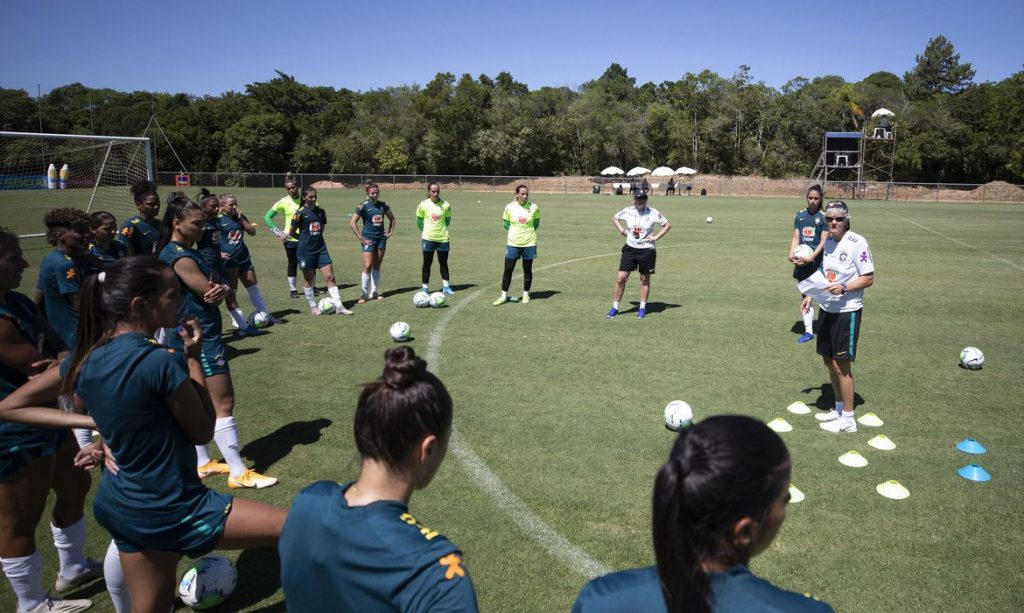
[788,485,805,503]
[787,401,811,415]
[767,418,793,433]
[839,450,868,468]
[876,480,910,500]
[868,435,896,451]
[857,412,884,427]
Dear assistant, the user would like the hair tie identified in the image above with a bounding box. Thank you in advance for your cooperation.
[97,272,106,284]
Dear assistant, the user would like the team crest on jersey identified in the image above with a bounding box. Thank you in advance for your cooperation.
[802,227,815,239]
[431,214,441,222]
[439,554,465,580]
[825,269,837,282]
[371,214,383,226]
[839,252,848,263]
[228,230,242,243]
[309,222,322,234]
[517,217,527,224]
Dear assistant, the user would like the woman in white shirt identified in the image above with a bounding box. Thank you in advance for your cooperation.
[607,191,671,320]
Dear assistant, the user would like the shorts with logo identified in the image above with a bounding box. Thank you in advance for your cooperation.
[505,245,537,260]
[816,308,862,361]
[360,237,388,253]
[421,240,450,252]
[199,338,230,376]
[619,245,657,274]
[297,250,332,271]
[97,489,234,556]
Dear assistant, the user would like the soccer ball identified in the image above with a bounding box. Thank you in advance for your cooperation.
[663,400,694,432]
[178,555,236,610]
[389,321,412,342]
[792,244,814,260]
[960,346,985,370]
[246,311,272,328]
[317,297,336,314]
[413,291,431,308]
[428,291,447,308]
[705,216,713,224]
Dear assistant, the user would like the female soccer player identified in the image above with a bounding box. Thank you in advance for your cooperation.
[88,211,126,267]
[789,185,826,344]
[1,256,287,612]
[573,416,833,613]
[0,229,98,613]
[493,184,540,305]
[607,191,671,319]
[157,193,278,487]
[279,346,478,611]
[291,186,351,315]
[36,208,96,350]
[218,193,280,325]
[118,179,160,256]
[416,183,455,295]
[809,201,875,434]
[349,182,396,302]
[263,175,302,298]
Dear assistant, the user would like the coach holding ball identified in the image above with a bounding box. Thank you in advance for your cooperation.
[807,201,874,434]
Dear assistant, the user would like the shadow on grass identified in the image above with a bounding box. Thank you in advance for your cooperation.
[241,418,333,473]
[223,344,261,360]
[525,289,559,300]
[224,547,285,612]
[801,382,865,410]
[622,301,681,314]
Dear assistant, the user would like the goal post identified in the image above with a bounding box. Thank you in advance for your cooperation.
[0,131,154,239]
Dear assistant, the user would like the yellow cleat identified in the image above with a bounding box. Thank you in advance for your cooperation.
[197,460,230,479]
[228,469,279,489]
[492,296,508,306]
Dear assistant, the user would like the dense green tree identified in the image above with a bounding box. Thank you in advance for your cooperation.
[904,35,976,97]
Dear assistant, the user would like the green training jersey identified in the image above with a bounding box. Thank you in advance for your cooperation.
[502,201,540,247]
[265,195,301,244]
[416,198,451,242]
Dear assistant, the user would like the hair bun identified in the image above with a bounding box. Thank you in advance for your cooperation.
[382,346,426,389]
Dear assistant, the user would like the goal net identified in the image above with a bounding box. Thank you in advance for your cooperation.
[0,131,153,239]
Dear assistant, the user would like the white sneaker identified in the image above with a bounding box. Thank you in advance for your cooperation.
[18,597,93,613]
[54,558,103,592]
[336,304,354,315]
[820,416,857,433]
[815,410,840,422]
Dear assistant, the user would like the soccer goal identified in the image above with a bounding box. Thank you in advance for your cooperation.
[0,131,153,238]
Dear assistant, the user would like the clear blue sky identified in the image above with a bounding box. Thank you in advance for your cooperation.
[3,0,1021,96]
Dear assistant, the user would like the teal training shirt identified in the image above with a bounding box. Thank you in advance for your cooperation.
[89,241,127,267]
[280,481,479,613]
[354,200,390,239]
[572,565,833,613]
[36,249,95,348]
[291,206,328,256]
[157,241,222,343]
[217,214,250,262]
[195,219,222,270]
[118,214,160,255]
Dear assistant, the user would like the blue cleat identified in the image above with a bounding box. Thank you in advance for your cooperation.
[442,286,456,296]
[606,308,618,318]
[797,332,815,344]
[238,326,267,337]
[637,308,647,319]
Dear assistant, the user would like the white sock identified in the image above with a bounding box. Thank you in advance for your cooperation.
[50,518,88,578]
[1,551,46,612]
[639,301,647,309]
[328,286,342,308]
[304,287,317,309]
[246,285,269,312]
[841,410,856,418]
[442,279,450,288]
[74,428,94,448]
[229,308,246,329]
[360,273,370,297]
[213,416,246,477]
[612,301,620,310]
[287,276,297,291]
[523,290,530,299]
[802,305,814,333]
[500,290,507,300]
[195,444,212,467]
[370,270,381,295]
[104,540,130,613]
[422,284,429,291]
[835,401,845,414]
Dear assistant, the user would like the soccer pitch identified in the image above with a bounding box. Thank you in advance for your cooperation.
[8,188,1024,612]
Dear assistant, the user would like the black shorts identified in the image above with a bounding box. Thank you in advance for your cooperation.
[816,309,862,361]
[793,258,822,281]
[619,245,656,274]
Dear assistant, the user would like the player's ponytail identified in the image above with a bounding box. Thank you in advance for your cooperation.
[62,256,171,396]
[652,416,790,613]
[354,346,453,468]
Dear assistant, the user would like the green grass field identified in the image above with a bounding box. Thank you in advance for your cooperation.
[5,187,1024,612]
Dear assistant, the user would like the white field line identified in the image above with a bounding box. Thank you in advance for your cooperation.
[877,207,1024,271]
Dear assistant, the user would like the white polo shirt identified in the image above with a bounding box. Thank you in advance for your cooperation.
[615,206,668,250]
[820,230,874,313]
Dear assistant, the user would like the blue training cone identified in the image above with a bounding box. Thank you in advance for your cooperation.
[956,438,986,455]
[958,464,991,482]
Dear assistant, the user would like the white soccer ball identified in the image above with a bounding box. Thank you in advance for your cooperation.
[178,555,237,610]
[389,321,412,342]
[663,400,694,432]
[317,297,336,314]
[792,244,814,260]
[247,310,273,329]
[705,216,713,224]
[412,291,431,308]
[960,346,985,370]
[428,291,447,308]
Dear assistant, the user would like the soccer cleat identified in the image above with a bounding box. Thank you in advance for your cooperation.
[820,416,857,433]
[197,460,230,479]
[289,290,299,299]
[228,469,278,489]
[17,598,93,613]
[521,294,530,304]
[336,304,354,315]
[492,296,508,306]
[637,307,647,319]
[442,285,456,296]
[797,332,815,344]
[606,308,618,318]
[815,410,840,422]
[237,326,266,337]
[54,558,103,592]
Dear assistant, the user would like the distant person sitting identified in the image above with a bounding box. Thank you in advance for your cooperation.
[665,178,676,196]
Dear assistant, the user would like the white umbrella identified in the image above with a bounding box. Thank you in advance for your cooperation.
[626,166,651,176]
[651,166,675,177]
[675,166,697,175]
[600,166,624,175]
[871,108,895,118]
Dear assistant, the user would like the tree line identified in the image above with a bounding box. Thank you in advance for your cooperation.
[2,36,1021,184]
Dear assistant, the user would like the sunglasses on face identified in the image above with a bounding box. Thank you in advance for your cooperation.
[826,216,847,223]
